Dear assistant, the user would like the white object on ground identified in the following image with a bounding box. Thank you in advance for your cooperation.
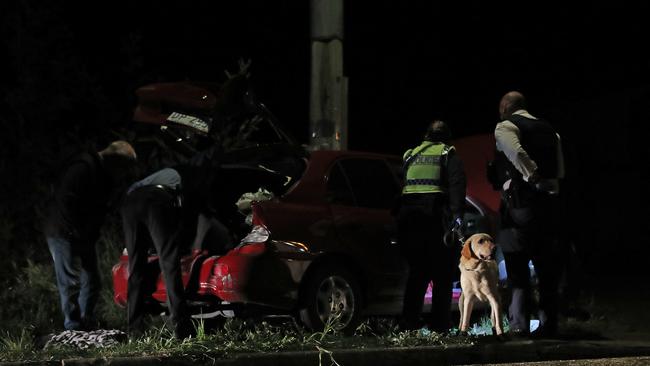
[44,329,127,350]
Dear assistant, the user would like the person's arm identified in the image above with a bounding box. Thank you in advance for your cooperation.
[446,149,467,220]
[495,121,538,182]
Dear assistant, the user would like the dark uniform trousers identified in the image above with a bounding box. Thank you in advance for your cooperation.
[121,185,191,339]
[501,187,561,334]
[398,193,456,332]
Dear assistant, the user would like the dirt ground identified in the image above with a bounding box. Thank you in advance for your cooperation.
[558,273,650,342]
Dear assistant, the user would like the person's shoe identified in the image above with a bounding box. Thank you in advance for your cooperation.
[506,328,530,341]
[128,329,144,341]
[127,323,146,341]
[175,327,195,340]
[64,320,83,331]
[80,317,104,331]
[174,319,196,340]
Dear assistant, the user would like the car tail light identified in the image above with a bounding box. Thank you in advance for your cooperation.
[213,263,229,276]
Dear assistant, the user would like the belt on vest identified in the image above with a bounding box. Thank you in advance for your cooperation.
[405,178,441,186]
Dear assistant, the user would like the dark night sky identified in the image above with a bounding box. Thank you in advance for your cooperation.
[5,1,649,149]
[345,1,650,152]
[2,1,650,269]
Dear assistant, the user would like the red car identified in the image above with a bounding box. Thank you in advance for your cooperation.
[113,142,499,331]
[113,79,500,331]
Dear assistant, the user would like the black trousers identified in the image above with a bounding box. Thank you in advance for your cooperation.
[121,186,190,338]
[500,189,561,333]
[398,194,455,332]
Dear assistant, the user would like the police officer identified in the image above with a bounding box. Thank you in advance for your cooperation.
[398,120,466,332]
[492,91,565,338]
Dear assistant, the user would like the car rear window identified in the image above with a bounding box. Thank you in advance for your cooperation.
[332,158,401,209]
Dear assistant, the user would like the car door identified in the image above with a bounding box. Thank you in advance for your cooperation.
[326,157,407,313]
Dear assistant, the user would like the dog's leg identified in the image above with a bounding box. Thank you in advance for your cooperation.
[491,304,497,333]
[460,296,474,332]
[495,302,503,336]
[487,294,503,335]
[458,293,465,330]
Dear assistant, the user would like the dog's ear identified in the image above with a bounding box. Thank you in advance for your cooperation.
[461,238,473,259]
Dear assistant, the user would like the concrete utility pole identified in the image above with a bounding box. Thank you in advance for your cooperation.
[309,0,348,150]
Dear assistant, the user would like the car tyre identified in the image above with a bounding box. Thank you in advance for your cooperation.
[298,264,362,334]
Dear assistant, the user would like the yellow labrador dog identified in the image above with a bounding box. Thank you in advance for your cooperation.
[458,233,503,335]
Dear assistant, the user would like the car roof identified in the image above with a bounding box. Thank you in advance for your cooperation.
[282,149,400,203]
[309,149,400,161]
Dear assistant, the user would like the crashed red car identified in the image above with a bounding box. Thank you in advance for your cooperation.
[112,146,499,331]
[113,79,500,331]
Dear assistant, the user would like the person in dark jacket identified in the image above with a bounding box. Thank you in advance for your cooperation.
[493,91,565,338]
[44,140,137,331]
[398,120,467,332]
[121,150,220,340]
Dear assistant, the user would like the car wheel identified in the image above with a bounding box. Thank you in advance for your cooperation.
[299,265,362,333]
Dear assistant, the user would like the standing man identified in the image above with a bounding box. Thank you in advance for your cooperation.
[122,151,219,340]
[492,91,565,338]
[398,120,466,332]
[44,140,137,331]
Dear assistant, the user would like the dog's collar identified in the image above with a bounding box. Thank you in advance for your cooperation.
[469,242,476,258]
[462,257,493,271]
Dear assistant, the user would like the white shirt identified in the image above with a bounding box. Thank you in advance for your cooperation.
[495,110,565,194]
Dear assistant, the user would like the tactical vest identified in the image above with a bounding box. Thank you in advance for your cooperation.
[402,142,452,194]
[494,114,559,182]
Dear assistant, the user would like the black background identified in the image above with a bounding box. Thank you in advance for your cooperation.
[1,1,650,275]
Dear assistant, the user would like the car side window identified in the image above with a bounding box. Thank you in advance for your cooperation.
[338,158,400,209]
[326,162,356,206]
[387,159,404,186]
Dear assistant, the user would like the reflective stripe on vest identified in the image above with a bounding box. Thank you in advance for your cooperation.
[402,142,451,194]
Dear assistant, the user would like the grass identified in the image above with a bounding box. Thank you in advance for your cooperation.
[0,259,62,334]
[0,230,496,364]
[0,221,476,364]
[0,330,35,362]
[0,316,480,363]
[2,282,614,364]
[3,221,592,363]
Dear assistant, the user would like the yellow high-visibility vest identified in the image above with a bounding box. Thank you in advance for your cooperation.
[402,142,453,194]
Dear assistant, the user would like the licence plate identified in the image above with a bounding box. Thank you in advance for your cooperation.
[167,112,209,134]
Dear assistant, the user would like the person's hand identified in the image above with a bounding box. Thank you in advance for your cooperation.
[444,216,464,248]
[450,216,463,233]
